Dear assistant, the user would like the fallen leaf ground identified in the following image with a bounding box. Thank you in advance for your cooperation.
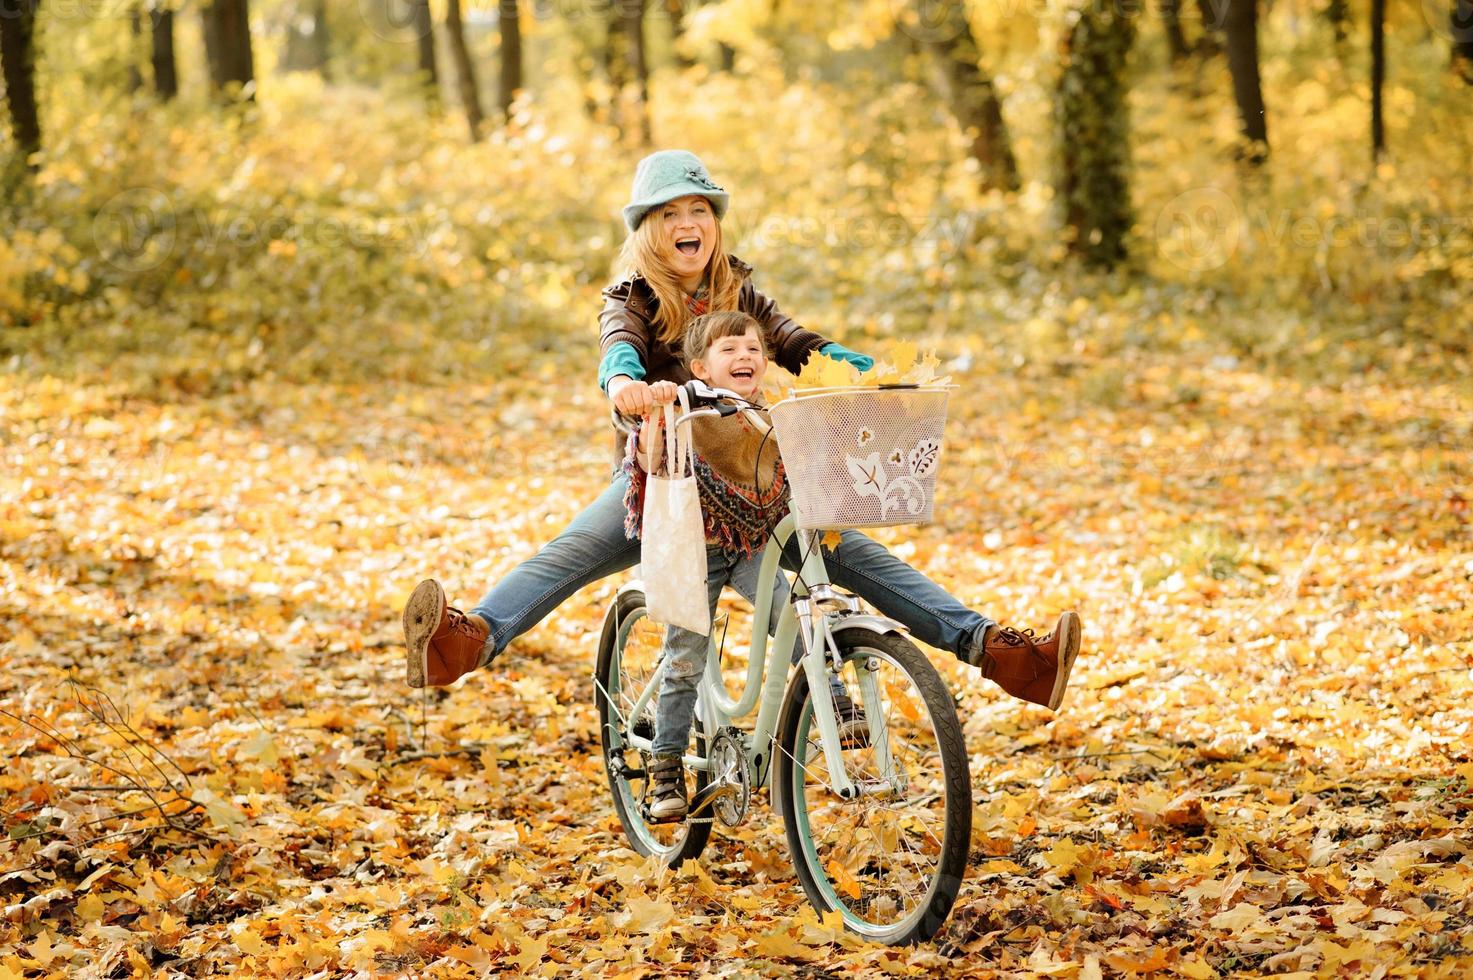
[2,350,1470,977]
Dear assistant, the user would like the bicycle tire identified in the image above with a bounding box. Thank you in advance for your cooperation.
[773,629,970,945]
[594,586,714,868]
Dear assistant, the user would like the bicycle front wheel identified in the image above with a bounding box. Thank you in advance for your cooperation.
[774,630,970,945]
[594,586,713,868]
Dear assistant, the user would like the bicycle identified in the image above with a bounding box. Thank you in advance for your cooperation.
[593,380,971,946]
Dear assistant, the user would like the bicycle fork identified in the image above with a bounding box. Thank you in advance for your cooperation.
[792,596,902,801]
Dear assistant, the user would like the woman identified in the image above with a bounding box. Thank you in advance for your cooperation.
[403,150,1081,712]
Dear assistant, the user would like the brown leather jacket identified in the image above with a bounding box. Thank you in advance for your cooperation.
[599,254,831,461]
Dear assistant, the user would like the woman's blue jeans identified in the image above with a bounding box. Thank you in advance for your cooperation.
[470,471,994,666]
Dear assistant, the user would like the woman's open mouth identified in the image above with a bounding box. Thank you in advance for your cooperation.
[675,237,701,257]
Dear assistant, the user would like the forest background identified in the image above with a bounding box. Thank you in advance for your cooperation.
[1,0,1471,975]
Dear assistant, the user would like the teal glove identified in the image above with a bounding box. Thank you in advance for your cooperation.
[819,342,875,373]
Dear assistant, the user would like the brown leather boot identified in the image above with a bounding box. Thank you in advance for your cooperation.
[970,612,1081,711]
[402,579,491,688]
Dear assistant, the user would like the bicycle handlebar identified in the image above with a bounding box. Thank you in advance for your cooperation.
[611,379,759,434]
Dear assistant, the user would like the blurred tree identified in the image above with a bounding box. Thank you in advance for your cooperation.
[410,0,438,109]
[281,0,331,78]
[1056,0,1135,268]
[201,0,256,99]
[1160,0,1190,63]
[1455,0,1473,82]
[1193,0,1223,54]
[621,0,652,145]
[918,0,1018,193]
[606,7,630,136]
[666,0,695,69]
[129,7,144,93]
[499,0,522,119]
[445,0,485,139]
[151,3,179,100]
[1371,0,1385,159]
[1325,0,1349,47]
[0,0,42,173]
[1224,0,1267,162]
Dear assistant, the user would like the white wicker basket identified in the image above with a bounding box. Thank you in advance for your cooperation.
[768,385,954,530]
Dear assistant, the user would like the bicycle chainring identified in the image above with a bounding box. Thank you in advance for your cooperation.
[706,729,752,828]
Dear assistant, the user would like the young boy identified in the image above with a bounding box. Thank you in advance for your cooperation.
[623,311,865,822]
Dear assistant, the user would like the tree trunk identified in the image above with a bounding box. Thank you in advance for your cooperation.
[1224,0,1267,162]
[717,43,735,71]
[444,0,485,140]
[1371,0,1385,159]
[1160,0,1190,63]
[151,6,178,101]
[919,0,1018,193]
[605,7,629,136]
[201,0,256,99]
[129,7,144,93]
[1193,0,1223,54]
[1325,0,1349,46]
[498,0,522,119]
[621,0,652,145]
[282,0,330,77]
[1454,0,1473,83]
[0,0,42,169]
[411,0,438,108]
[667,0,694,68]
[1056,0,1136,268]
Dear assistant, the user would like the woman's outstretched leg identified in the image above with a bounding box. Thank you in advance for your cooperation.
[404,473,640,687]
[779,530,1082,710]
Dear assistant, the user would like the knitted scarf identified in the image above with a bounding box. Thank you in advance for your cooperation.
[623,406,789,559]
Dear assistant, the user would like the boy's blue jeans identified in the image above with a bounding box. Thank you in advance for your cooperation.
[470,472,995,670]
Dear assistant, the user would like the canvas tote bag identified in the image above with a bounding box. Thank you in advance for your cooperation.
[641,390,710,635]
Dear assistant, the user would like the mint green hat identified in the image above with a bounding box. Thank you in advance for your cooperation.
[622,150,729,232]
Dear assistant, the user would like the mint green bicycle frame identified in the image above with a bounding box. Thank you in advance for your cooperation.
[605,513,904,801]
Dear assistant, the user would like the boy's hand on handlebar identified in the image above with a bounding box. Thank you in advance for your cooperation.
[610,378,679,417]
[646,381,679,413]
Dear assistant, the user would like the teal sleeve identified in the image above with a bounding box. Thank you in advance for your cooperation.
[819,341,875,373]
[599,342,647,393]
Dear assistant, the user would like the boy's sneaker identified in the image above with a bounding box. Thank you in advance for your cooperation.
[646,754,688,823]
[831,690,870,750]
[968,612,1081,711]
[403,579,492,688]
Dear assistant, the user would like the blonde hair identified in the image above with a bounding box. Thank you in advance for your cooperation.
[614,197,744,345]
[682,311,767,367]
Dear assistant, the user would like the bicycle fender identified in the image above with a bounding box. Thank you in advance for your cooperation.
[828,613,909,641]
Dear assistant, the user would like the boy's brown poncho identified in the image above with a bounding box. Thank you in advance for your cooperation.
[623,408,790,558]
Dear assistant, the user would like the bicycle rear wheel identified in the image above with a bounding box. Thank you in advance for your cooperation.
[774,630,970,945]
[594,586,713,868]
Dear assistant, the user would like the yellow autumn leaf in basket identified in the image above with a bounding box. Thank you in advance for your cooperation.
[792,341,950,391]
